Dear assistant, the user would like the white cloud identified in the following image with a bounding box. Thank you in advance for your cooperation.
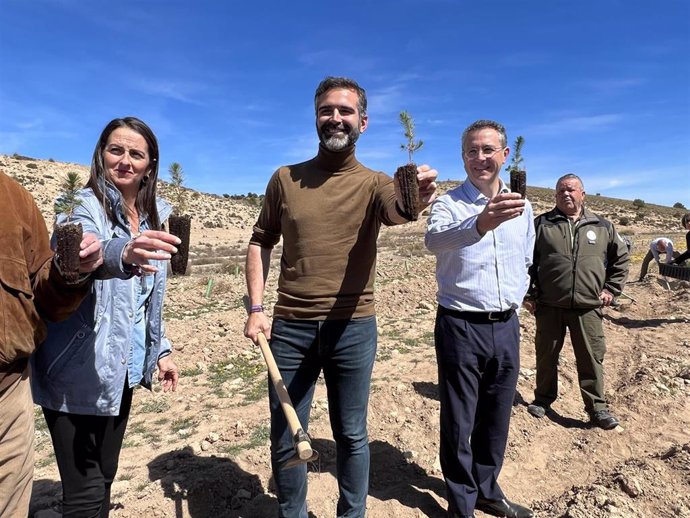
[130,79,207,105]
[526,114,623,134]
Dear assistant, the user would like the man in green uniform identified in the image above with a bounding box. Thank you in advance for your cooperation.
[523,173,629,430]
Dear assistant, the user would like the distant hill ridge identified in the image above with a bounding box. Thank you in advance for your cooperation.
[0,154,683,236]
[0,153,262,234]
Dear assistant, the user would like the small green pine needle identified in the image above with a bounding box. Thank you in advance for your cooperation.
[168,162,187,215]
[399,111,424,164]
[507,136,525,173]
[54,172,83,221]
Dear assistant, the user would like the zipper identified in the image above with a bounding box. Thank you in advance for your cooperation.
[46,325,89,376]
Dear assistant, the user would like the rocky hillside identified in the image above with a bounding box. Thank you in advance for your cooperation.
[2,154,689,518]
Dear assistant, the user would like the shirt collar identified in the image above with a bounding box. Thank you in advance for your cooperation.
[460,177,508,201]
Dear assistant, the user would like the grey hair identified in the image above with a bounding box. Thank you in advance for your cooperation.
[314,76,367,117]
[461,120,508,149]
[556,173,585,190]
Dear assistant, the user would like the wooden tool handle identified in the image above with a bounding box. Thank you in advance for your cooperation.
[256,332,314,460]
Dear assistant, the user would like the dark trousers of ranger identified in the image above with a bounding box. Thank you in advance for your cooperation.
[534,305,607,413]
[434,306,520,517]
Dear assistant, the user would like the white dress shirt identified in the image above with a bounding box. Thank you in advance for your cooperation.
[425,179,535,312]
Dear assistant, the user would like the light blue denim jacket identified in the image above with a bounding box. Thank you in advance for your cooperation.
[31,185,173,416]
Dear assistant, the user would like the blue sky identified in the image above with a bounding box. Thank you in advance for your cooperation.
[1,0,688,206]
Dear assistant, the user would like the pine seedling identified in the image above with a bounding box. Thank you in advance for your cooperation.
[399,111,424,164]
[169,162,187,215]
[506,135,525,174]
[54,172,83,222]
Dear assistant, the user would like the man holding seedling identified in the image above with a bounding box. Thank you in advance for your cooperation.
[524,174,630,430]
[0,171,102,518]
[425,120,535,518]
[244,76,437,518]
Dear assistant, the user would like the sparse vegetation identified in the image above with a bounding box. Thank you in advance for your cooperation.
[171,417,196,436]
[139,397,171,414]
[632,198,646,208]
[673,202,686,209]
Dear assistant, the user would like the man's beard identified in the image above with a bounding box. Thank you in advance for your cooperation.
[318,122,361,151]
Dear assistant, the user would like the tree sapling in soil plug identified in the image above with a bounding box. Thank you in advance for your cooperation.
[167,162,192,275]
[395,111,424,221]
[54,172,84,283]
[507,135,527,198]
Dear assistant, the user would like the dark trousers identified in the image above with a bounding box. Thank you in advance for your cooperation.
[534,305,607,412]
[42,385,133,518]
[434,307,520,516]
[269,317,377,518]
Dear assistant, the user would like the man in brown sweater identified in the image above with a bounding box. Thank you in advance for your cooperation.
[0,171,103,517]
[244,76,437,518]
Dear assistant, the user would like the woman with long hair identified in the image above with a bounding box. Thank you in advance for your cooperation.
[32,116,182,517]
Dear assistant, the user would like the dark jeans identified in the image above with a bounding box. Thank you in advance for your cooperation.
[434,307,520,517]
[534,305,607,412]
[269,317,377,518]
[42,386,133,518]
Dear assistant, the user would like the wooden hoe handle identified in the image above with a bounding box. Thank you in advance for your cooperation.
[256,332,314,461]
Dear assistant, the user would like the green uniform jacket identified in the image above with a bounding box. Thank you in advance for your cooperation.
[527,207,630,309]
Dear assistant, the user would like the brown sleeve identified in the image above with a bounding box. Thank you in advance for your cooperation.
[374,172,401,227]
[249,169,284,248]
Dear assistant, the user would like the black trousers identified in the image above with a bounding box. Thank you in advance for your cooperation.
[43,385,133,518]
[434,306,520,516]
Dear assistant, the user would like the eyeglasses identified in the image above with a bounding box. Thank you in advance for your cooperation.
[463,146,505,160]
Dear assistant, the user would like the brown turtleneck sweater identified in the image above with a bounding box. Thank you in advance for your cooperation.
[250,145,400,320]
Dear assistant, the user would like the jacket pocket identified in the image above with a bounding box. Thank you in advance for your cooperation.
[0,257,42,365]
[44,324,96,381]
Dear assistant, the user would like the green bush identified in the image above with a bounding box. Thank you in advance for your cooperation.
[618,217,630,226]
[632,199,646,209]
[673,202,686,209]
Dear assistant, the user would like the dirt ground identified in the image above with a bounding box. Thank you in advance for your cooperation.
[2,155,688,518]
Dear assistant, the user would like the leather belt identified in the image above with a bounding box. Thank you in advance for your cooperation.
[439,306,515,323]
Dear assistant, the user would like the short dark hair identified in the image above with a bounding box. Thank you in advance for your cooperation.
[461,120,507,149]
[314,76,367,117]
[86,117,162,230]
[556,173,584,191]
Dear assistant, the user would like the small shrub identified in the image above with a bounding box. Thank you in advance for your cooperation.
[673,202,686,209]
[139,397,170,414]
[632,199,646,208]
[25,163,38,170]
[618,217,630,226]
